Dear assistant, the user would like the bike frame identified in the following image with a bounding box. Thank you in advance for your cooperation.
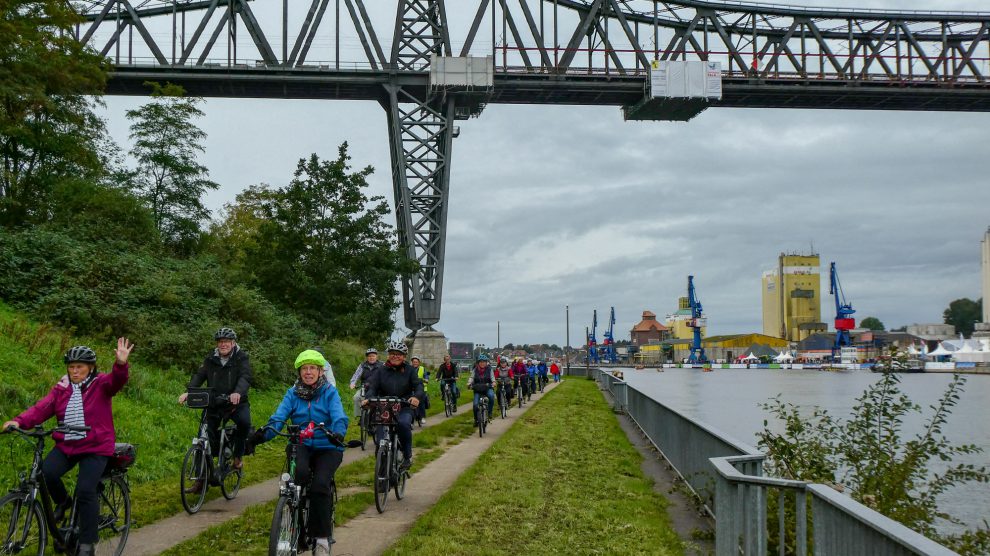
[192,407,235,481]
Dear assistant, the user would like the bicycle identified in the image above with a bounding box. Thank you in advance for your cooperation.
[495,380,510,419]
[476,396,489,438]
[262,420,348,556]
[357,384,370,451]
[440,380,456,418]
[0,424,134,556]
[180,388,242,514]
[515,378,525,409]
[365,397,412,514]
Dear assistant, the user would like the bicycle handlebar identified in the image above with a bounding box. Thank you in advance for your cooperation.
[4,424,91,437]
[260,420,345,447]
[364,396,413,406]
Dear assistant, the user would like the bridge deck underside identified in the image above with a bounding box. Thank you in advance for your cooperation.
[106,67,990,112]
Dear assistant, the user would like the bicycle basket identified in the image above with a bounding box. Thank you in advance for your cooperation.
[185,387,212,409]
[109,443,136,469]
[369,400,403,426]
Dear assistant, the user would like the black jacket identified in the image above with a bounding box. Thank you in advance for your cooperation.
[436,362,459,380]
[366,362,424,401]
[189,346,253,402]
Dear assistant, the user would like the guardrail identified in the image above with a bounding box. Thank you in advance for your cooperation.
[593,369,959,555]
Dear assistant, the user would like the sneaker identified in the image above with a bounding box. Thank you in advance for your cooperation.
[231,457,243,470]
[399,458,413,471]
[77,543,95,556]
[183,479,205,494]
[313,542,331,556]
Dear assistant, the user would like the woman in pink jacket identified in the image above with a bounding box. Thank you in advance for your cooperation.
[3,338,132,556]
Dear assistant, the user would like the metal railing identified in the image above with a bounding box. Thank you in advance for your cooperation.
[593,369,960,556]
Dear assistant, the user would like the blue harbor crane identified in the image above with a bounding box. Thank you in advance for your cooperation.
[687,276,708,364]
[601,307,618,364]
[587,310,600,365]
[830,262,856,360]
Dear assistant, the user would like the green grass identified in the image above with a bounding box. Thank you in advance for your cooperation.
[0,301,370,528]
[384,380,686,555]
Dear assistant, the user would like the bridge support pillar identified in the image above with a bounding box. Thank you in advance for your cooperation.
[405,327,449,368]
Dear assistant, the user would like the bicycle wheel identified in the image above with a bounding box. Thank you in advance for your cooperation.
[219,431,242,500]
[517,386,523,408]
[394,452,407,501]
[329,481,337,544]
[478,404,486,437]
[0,493,46,556]
[180,445,209,514]
[268,495,299,556]
[444,390,452,418]
[373,445,390,513]
[93,474,131,556]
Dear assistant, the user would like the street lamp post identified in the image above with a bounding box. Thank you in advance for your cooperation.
[565,305,570,377]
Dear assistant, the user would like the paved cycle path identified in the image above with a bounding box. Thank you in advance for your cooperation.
[331,381,560,556]
[126,399,475,556]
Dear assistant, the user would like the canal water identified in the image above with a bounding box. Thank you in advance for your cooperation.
[618,367,990,534]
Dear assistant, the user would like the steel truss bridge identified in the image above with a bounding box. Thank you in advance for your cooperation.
[71,0,990,331]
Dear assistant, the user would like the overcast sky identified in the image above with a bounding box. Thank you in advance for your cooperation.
[97,0,990,347]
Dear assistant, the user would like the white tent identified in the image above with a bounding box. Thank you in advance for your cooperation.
[907,344,920,355]
[927,342,954,358]
[741,353,760,362]
[774,352,794,362]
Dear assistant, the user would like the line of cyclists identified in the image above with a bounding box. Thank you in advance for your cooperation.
[1,327,561,555]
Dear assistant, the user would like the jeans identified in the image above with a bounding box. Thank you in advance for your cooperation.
[473,388,495,422]
[375,408,415,461]
[553,373,560,382]
[294,446,343,538]
[205,403,251,459]
[42,448,108,544]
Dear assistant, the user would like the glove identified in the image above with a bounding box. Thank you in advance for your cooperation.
[330,432,346,446]
[247,427,267,453]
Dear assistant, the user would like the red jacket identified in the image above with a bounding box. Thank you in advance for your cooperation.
[17,363,129,457]
[550,363,561,375]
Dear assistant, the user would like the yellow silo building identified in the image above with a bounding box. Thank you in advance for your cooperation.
[666,296,706,340]
[762,253,827,341]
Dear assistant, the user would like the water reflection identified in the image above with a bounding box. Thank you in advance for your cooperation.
[619,367,990,533]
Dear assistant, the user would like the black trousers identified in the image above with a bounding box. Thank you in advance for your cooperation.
[295,446,343,538]
[205,402,251,458]
[42,448,108,544]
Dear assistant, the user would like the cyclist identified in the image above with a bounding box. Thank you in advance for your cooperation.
[362,340,422,470]
[349,348,383,417]
[178,327,253,492]
[550,359,561,382]
[537,359,549,388]
[435,354,460,411]
[493,358,513,403]
[511,358,529,399]
[526,360,538,395]
[3,339,133,556]
[411,356,429,425]
[467,355,495,426]
[250,349,348,556]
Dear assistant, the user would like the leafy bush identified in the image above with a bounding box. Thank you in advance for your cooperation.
[758,373,990,554]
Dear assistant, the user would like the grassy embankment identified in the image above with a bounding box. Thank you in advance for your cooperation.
[0,302,464,530]
[385,379,686,555]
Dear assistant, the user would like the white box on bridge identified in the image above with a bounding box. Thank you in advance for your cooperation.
[430,55,494,90]
[650,60,722,100]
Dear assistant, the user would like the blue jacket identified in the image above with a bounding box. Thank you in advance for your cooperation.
[537,363,548,376]
[264,383,349,451]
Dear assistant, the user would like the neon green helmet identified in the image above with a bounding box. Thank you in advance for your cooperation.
[294,349,327,370]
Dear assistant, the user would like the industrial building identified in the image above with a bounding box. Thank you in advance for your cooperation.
[762,253,827,342]
[637,333,788,363]
[666,297,707,339]
[630,311,669,346]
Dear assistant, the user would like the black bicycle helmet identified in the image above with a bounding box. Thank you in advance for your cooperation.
[214,327,237,341]
[64,346,97,365]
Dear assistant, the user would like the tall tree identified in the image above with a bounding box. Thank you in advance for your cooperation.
[126,83,217,252]
[247,143,416,339]
[0,0,109,226]
[859,317,885,331]
[943,298,982,338]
